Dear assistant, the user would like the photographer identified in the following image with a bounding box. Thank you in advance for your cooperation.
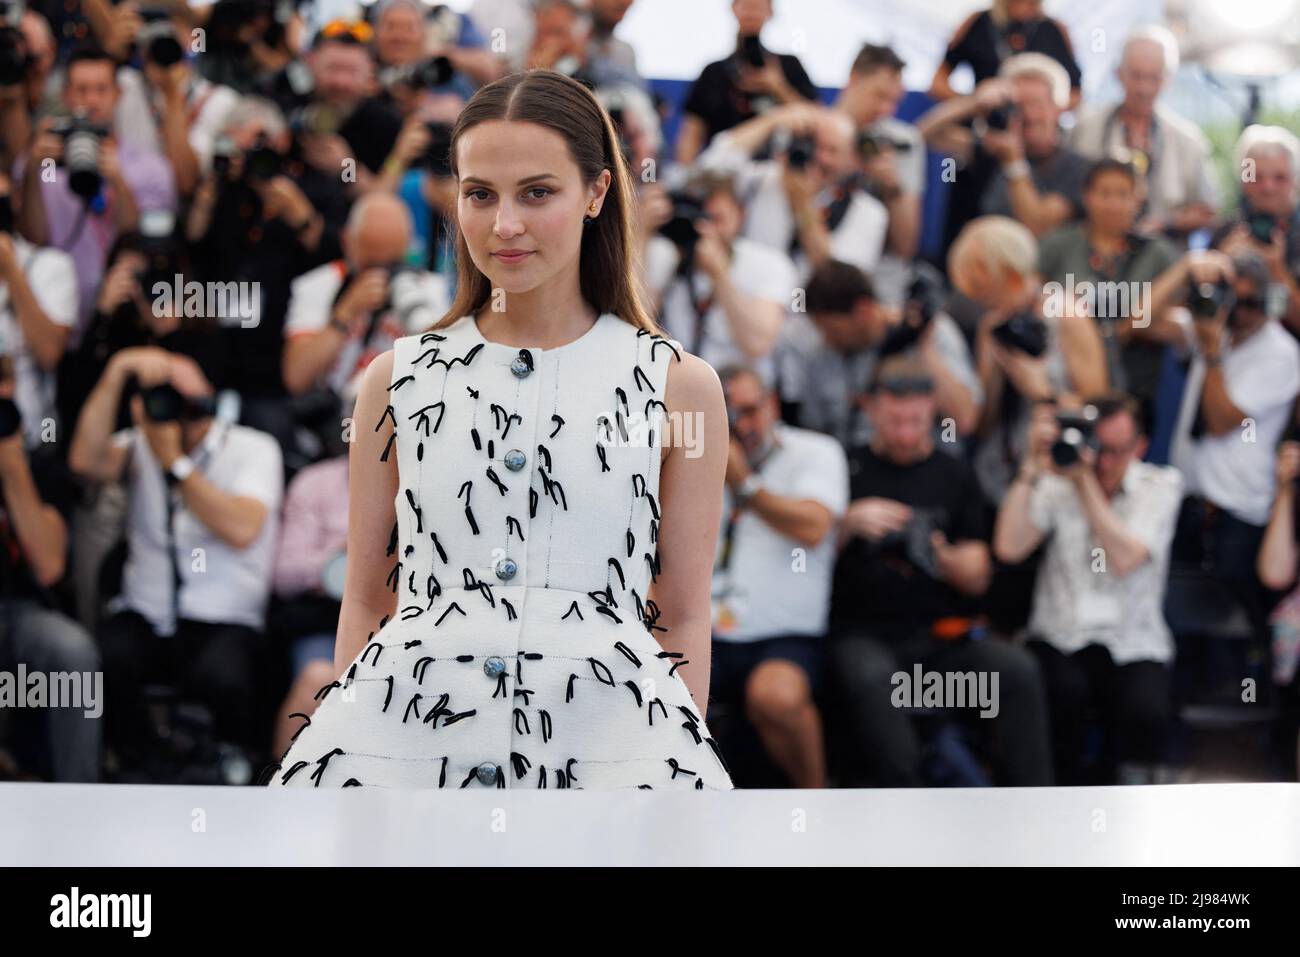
[373,0,500,92]
[1164,250,1300,621]
[674,0,818,165]
[832,43,925,305]
[996,395,1182,784]
[827,354,1051,787]
[186,96,348,446]
[68,346,283,767]
[282,192,446,400]
[1209,126,1300,337]
[919,52,1088,239]
[782,258,980,452]
[0,8,57,168]
[0,362,100,782]
[17,43,176,333]
[1069,26,1219,239]
[642,171,796,387]
[949,216,1106,505]
[710,363,848,788]
[194,0,303,94]
[1037,159,1181,413]
[696,101,887,279]
[0,170,76,446]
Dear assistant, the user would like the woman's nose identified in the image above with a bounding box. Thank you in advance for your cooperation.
[493,201,524,239]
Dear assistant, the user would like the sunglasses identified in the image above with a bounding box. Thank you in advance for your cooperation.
[319,19,374,45]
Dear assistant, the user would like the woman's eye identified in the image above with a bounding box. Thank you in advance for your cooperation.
[525,187,551,201]
[465,189,491,202]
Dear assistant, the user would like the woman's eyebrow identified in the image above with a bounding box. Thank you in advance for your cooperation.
[461,173,559,187]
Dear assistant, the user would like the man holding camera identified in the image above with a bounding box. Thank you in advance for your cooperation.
[827,354,1051,787]
[832,43,925,306]
[783,258,981,453]
[0,362,101,782]
[919,52,1088,239]
[68,345,283,767]
[17,43,175,335]
[1210,126,1300,337]
[643,171,796,388]
[996,395,1183,784]
[282,192,445,402]
[1165,250,1300,622]
[696,100,888,280]
[710,364,849,788]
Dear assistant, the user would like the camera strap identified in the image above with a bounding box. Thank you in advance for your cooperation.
[787,176,858,259]
[161,420,230,635]
[717,431,782,575]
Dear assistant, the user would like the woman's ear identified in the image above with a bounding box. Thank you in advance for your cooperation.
[588,168,613,216]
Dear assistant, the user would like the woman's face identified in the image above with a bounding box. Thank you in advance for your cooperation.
[456,120,609,297]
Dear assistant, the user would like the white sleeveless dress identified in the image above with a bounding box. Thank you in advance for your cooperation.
[267,312,735,790]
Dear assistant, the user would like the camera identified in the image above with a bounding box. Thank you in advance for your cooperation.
[0,396,18,439]
[857,130,913,160]
[986,103,1017,132]
[421,122,453,177]
[0,0,28,88]
[245,131,282,180]
[140,383,216,423]
[991,310,1049,357]
[879,263,947,358]
[785,132,815,171]
[135,209,180,303]
[411,56,454,89]
[658,190,708,257]
[211,134,237,179]
[1187,278,1235,321]
[139,8,183,67]
[50,113,109,201]
[1051,404,1099,468]
[289,102,342,138]
[879,506,945,580]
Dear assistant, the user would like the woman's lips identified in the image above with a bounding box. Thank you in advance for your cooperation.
[491,250,534,264]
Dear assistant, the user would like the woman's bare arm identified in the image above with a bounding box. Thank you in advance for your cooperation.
[333,350,400,677]
[649,351,728,717]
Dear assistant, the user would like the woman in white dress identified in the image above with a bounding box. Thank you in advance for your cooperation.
[266,70,736,789]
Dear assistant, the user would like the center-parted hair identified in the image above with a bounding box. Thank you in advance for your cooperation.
[430,70,661,335]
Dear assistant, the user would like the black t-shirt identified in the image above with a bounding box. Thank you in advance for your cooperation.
[0,443,79,603]
[339,97,404,175]
[943,11,1082,89]
[682,49,819,144]
[829,445,989,638]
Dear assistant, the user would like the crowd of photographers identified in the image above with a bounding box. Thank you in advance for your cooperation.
[0,0,1298,788]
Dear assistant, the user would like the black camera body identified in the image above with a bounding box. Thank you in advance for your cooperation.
[991,310,1049,357]
[139,8,183,67]
[878,506,945,580]
[0,0,28,88]
[659,190,708,259]
[1051,405,1099,468]
[985,103,1017,132]
[140,383,216,423]
[1187,278,1235,321]
[50,114,109,201]
[785,133,815,171]
[0,395,19,439]
[879,264,948,358]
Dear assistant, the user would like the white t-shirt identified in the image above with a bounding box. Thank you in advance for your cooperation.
[285,261,450,397]
[110,421,284,635]
[114,69,239,173]
[1171,319,1300,526]
[644,234,796,385]
[711,422,850,643]
[0,238,78,446]
[696,130,889,281]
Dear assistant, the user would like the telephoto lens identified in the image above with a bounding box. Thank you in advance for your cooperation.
[63,123,103,200]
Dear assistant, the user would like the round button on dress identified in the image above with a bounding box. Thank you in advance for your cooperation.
[269,313,734,790]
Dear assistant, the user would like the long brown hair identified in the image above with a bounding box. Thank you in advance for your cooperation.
[427,70,662,336]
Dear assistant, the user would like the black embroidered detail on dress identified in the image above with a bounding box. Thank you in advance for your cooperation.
[490,403,522,439]
[608,557,626,591]
[666,758,696,780]
[389,374,415,392]
[401,605,423,620]
[424,341,484,370]
[343,778,362,787]
[281,760,309,784]
[462,567,496,607]
[426,572,442,605]
[382,674,394,712]
[456,654,475,662]
[644,491,660,520]
[434,602,466,626]
[565,758,578,786]
[633,364,654,393]
[418,331,448,344]
[642,598,666,634]
[487,439,494,458]
[257,762,281,785]
[565,673,578,702]
[344,663,357,689]
[588,584,617,609]
[485,466,509,495]
[682,720,703,744]
[588,657,615,685]
[705,736,732,776]
[467,385,479,399]
[360,641,384,666]
[513,686,534,706]
[647,697,668,726]
[420,692,450,727]
[404,488,423,532]
[413,656,435,683]
[375,405,397,431]
[506,515,525,541]
[623,680,643,707]
[626,528,635,558]
[651,337,682,363]
[515,348,534,373]
[386,560,402,593]
[537,765,548,788]
[471,426,481,450]
[537,467,567,509]
[650,518,659,544]
[614,641,641,667]
[387,522,399,557]
[410,402,446,436]
[562,601,583,621]
[668,659,688,678]
[514,708,531,735]
[438,756,447,787]
[287,712,311,741]
[379,430,396,463]
[644,551,661,582]
[631,473,646,498]
[549,414,564,438]
[457,481,479,534]
[403,694,423,723]
[539,709,553,742]
[502,597,517,620]
[596,442,609,472]
[431,532,447,563]
[529,487,538,518]
[442,709,477,727]
[511,752,531,779]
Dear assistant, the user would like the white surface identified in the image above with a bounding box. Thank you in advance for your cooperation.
[1,782,1297,865]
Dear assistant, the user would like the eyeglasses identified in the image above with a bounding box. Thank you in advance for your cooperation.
[873,375,935,397]
[319,19,374,45]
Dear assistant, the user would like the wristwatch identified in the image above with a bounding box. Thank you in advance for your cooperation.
[735,472,765,505]
[1003,158,1031,181]
[168,454,195,482]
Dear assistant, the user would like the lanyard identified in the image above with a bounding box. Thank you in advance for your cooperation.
[163,420,231,633]
[717,432,782,574]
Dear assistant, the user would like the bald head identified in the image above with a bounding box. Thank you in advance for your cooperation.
[345,192,413,267]
[814,109,860,179]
